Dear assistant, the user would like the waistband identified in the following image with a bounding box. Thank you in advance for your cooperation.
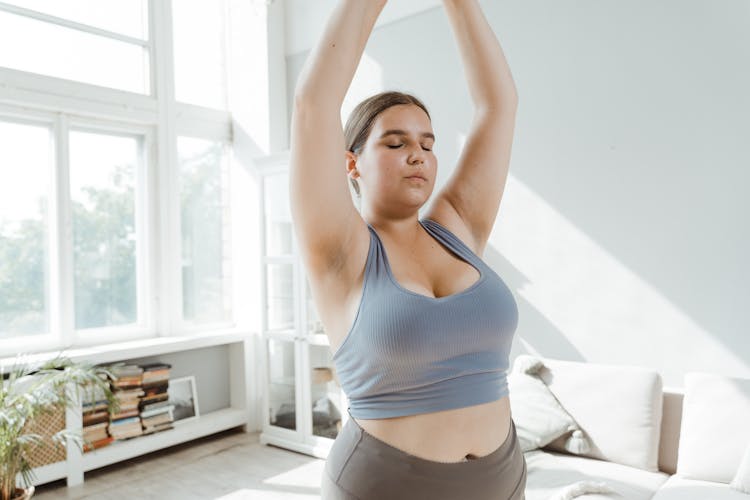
[344,409,519,471]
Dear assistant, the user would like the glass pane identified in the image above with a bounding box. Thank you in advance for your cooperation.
[263,172,292,255]
[306,276,323,336]
[265,217,293,256]
[70,130,138,330]
[267,338,296,430]
[178,137,232,324]
[0,10,149,94]
[172,0,227,109]
[0,121,51,337]
[309,344,343,439]
[5,0,148,39]
[266,263,294,331]
[263,171,290,217]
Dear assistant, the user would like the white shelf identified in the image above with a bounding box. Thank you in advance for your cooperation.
[24,408,249,485]
[82,407,248,471]
[17,332,254,488]
[0,330,252,370]
[25,461,68,486]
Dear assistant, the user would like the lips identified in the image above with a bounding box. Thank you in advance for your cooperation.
[406,175,426,180]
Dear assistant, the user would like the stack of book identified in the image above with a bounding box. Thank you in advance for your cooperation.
[139,362,174,435]
[81,375,114,452]
[107,363,145,441]
[82,421,112,452]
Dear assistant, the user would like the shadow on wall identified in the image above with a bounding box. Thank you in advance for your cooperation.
[483,243,587,365]
[285,1,750,382]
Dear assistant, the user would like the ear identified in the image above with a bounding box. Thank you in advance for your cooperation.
[345,151,359,177]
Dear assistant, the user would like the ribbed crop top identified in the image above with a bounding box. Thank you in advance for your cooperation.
[331,217,519,419]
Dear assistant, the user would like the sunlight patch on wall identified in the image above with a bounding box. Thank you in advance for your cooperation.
[490,173,748,381]
[340,52,384,127]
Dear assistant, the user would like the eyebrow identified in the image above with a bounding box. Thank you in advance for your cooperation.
[379,129,435,141]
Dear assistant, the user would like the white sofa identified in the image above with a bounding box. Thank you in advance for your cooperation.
[508,356,750,500]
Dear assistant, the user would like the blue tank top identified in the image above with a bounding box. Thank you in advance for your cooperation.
[331,217,519,419]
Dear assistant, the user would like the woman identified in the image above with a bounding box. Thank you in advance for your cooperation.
[289,1,523,498]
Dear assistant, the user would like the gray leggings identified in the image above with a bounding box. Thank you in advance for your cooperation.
[321,410,527,500]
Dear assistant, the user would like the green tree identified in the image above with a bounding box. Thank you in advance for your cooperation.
[72,162,136,329]
[0,162,136,337]
[179,142,227,323]
[0,201,47,336]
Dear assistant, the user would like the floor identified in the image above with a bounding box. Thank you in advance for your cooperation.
[32,428,327,499]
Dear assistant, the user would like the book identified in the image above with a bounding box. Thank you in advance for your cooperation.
[82,400,109,412]
[109,416,140,426]
[142,422,174,436]
[83,436,114,453]
[114,387,145,400]
[139,362,172,371]
[141,412,173,427]
[140,404,175,419]
[140,399,172,412]
[140,392,168,405]
[82,411,110,426]
[83,421,110,440]
[141,383,168,397]
[110,408,140,420]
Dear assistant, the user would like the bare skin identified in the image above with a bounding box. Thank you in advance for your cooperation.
[290,0,518,465]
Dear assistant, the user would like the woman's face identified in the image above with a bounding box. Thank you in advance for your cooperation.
[349,104,437,213]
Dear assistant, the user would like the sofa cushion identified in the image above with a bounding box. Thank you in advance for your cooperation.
[731,441,750,494]
[535,357,664,472]
[508,355,590,453]
[651,474,750,500]
[676,372,750,483]
[658,388,684,474]
[523,449,669,500]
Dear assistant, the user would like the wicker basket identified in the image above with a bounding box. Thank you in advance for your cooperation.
[20,403,67,468]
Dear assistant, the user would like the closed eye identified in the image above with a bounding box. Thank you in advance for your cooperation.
[387,144,433,151]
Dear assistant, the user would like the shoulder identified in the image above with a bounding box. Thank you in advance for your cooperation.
[422,196,486,257]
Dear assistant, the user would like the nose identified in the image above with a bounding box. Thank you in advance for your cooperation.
[408,146,426,165]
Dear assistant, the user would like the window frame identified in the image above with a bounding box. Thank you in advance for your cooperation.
[0,0,237,357]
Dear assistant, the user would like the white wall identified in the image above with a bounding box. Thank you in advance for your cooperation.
[282,0,750,387]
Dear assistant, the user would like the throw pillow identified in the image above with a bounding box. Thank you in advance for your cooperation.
[508,354,590,453]
[676,372,750,483]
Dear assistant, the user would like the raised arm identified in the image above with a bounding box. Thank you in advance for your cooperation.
[430,0,518,255]
[289,0,387,275]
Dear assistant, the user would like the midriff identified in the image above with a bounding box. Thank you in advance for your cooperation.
[352,395,512,463]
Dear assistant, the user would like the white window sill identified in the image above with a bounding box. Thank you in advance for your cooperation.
[0,329,256,369]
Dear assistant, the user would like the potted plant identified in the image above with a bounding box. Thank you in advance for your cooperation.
[1,353,120,500]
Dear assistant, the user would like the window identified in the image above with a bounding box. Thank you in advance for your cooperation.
[172,1,227,109]
[0,1,150,93]
[70,130,141,330]
[0,0,239,354]
[2,0,148,38]
[0,120,52,337]
[178,137,232,325]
